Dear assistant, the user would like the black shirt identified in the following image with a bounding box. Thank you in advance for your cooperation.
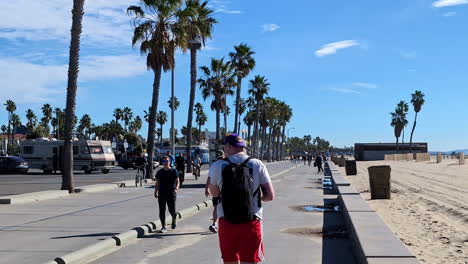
[156,168,179,196]
[175,156,185,168]
[134,157,147,167]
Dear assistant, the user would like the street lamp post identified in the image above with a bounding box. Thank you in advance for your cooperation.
[287,127,295,157]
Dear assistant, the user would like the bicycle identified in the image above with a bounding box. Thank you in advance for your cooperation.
[192,163,200,180]
[135,165,145,187]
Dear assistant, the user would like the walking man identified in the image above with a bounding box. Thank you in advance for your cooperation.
[209,133,275,264]
[315,154,323,173]
[154,156,180,233]
[175,153,185,185]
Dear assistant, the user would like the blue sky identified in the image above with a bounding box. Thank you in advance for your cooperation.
[0,0,467,151]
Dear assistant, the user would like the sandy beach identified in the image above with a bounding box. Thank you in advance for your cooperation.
[337,158,468,264]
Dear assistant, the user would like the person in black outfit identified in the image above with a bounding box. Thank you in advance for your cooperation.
[315,154,323,173]
[175,153,185,185]
[134,152,147,178]
[154,156,180,233]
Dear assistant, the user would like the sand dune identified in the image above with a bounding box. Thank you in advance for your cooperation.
[337,159,468,264]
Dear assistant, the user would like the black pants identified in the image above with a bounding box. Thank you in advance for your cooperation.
[317,163,323,172]
[158,194,177,227]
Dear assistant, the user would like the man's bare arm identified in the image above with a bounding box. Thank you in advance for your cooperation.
[260,182,275,202]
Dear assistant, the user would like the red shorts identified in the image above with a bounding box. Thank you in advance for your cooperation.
[218,218,264,263]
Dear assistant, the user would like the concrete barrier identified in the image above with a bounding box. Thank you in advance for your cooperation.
[325,161,420,264]
[0,190,70,204]
[53,238,117,264]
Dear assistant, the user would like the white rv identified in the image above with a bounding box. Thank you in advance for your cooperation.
[20,139,116,174]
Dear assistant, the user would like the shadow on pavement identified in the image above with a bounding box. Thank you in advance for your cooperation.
[144,231,214,239]
[180,184,205,189]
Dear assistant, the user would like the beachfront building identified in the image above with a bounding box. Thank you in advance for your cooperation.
[354,142,428,161]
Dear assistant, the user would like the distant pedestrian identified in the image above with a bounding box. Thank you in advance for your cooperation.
[315,154,323,173]
[209,133,275,264]
[52,152,58,174]
[154,156,180,233]
[166,151,175,167]
[175,153,185,185]
[307,154,313,167]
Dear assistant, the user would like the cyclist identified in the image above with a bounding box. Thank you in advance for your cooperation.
[175,153,185,185]
[134,152,147,186]
[192,154,202,180]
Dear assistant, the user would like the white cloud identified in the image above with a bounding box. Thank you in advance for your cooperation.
[443,11,457,16]
[353,82,378,89]
[328,88,361,94]
[400,50,417,59]
[0,55,146,104]
[432,0,468,7]
[315,40,359,57]
[0,0,136,45]
[209,0,242,14]
[261,24,280,32]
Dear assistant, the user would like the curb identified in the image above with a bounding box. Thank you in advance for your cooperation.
[0,190,69,205]
[44,199,213,264]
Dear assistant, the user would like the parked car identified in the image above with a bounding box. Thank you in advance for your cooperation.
[0,156,29,174]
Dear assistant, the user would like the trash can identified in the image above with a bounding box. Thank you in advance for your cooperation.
[368,165,391,199]
[345,160,357,175]
[339,157,346,167]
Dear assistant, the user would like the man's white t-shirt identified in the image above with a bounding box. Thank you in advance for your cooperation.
[208,153,271,220]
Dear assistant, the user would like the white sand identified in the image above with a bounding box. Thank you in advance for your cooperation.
[337,158,468,264]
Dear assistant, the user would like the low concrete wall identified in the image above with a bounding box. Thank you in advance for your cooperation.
[326,161,420,264]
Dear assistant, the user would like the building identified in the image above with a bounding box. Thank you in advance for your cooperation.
[354,143,428,161]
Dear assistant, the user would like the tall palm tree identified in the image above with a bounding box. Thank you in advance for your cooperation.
[62,0,85,192]
[279,103,292,160]
[229,43,256,134]
[194,102,207,143]
[248,75,270,158]
[78,114,92,139]
[198,58,235,140]
[156,111,168,142]
[130,115,143,134]
[243,109,255,148]
[25,109,37,133]
[177,0,216,171]
[409,90,425,153]
[4,100,16,144]
[237,98,247,132]
[41,104,53,133]
[122,107,133,132]
[168,96,180,111]
[397,101,409,145]
[128,0,183,178]
[11,114,21,137]
[390,101,409,152]
[113,108,123,125]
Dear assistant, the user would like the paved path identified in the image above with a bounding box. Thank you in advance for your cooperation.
[0,161,295,264]
[0,166,208,196]
[90,165,356,264]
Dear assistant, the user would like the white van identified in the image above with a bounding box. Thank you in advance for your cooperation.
[20,139,116,174]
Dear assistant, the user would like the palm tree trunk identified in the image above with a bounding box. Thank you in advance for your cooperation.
[281,125,286,160]
[267,126,272,162]
[247,125,251,148]
[198,123,202,144]
[146,65,163,179]
[409,112,418,153]
[62,0,85,193]
[160,124,163,143]
[234,76,242,134]
[7,115,11,144]
[186,47,198,173]
[254,103,260,158]
[171,68,175,156]
[216,108,221,141]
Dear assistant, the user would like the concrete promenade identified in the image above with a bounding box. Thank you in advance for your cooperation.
[90,165,356,264]
[0,161,298,264]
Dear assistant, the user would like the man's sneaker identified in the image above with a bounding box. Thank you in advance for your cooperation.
[209,225,218,233]
[160,228,167,233]
[171,218,177,229]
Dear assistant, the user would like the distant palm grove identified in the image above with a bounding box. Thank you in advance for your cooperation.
[0,0,294,192]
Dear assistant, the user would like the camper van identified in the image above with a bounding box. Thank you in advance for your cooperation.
[20,139,116,174]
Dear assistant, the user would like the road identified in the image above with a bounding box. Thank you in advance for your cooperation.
[0,165,208,196]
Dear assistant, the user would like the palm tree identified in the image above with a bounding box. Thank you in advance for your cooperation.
[390,101,409,152]
[4,100,16,144]
[122,107,133,132]
[113,108,123,125]
[156,111,168,142]
[278,103,292,160]
[177,0,217,170]
[25,109,37,133]
[194,102,207,143]
[130,115,143,134]
[229,43,256,134]
[62,0,85,192]
[1,125,6,135]
[409,90,425,153]
[168,97,180,111]
[198,58,235,140]
[397,101,409,145]
[78,114,92,139]
[41,104,53,133]
[128,0,183,178]
[237,98,247,132]
[243,109,255,147]
[10,113,22,141]
[248,75,270,158]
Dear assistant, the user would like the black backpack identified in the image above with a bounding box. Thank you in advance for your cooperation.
[221,157,261,224]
